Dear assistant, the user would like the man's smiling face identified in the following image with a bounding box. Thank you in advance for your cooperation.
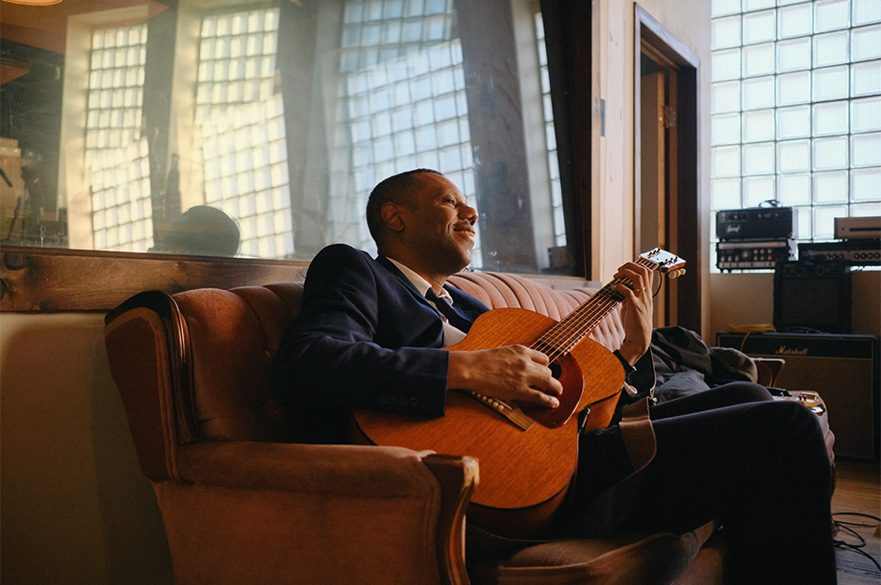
[403,172,478,277]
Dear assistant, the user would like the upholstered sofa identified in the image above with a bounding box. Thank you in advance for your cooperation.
[104,271,735,585]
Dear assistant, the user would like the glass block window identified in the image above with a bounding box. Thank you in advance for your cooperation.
[535,12,566,248]
[329,0,483,266]
[196,8,293,258]
[85,23,152,252]
[710,0,881,265]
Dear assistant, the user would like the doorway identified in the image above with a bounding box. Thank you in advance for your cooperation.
[634,4,700,331]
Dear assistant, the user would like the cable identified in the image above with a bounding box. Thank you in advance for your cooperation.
[652,271,663,298]
[832,512,881,574]
[758,199,781,208]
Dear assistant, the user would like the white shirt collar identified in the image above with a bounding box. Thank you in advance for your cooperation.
[385,257,452,302]
[385,257,465,344]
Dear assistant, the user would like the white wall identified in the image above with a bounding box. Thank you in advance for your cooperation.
[0,313,173,584]
[710,270,881,340]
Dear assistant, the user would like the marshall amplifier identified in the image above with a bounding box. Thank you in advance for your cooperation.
[716,206,794,241]
[716,332,880,460]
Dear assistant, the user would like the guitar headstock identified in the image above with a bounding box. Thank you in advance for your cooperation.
[638,248,687,279]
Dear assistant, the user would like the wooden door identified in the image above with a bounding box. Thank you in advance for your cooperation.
[639,71,665,326]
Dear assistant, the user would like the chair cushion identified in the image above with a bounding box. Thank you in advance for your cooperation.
[468,522,718,585]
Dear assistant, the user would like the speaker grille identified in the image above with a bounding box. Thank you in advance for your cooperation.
[773,260,851,333]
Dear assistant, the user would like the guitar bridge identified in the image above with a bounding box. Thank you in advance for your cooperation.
[465,391,534,431]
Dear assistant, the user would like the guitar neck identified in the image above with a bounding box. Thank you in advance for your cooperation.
[534,257,659,361]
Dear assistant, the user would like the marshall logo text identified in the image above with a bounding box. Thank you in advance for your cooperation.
[774,345,809,356]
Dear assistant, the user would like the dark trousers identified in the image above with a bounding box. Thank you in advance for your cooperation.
[570,383,837,585]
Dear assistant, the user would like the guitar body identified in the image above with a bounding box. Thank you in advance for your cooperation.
[353,307,625,538]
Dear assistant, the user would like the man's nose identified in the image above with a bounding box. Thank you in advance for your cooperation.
[461,203,478,225]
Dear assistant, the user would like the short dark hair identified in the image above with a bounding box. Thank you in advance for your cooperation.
[366,168,442,247]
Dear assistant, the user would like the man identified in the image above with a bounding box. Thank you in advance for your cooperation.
[272,169,836,585]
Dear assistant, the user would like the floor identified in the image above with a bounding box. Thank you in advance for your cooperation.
[832,459,881,585]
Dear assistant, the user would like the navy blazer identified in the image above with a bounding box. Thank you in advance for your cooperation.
[272,243,489,418]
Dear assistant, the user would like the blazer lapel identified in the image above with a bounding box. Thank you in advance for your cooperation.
[376,256,477,331]
[376,256,425,299]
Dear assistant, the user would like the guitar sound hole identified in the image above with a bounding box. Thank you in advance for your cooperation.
[549,361,562,380]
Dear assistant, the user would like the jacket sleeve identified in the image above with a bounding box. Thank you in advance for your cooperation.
[271,245,449,418]
[616,349,657,410]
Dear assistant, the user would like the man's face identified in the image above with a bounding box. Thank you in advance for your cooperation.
[403,173,478,275]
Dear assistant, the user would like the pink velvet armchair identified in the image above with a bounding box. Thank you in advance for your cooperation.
[104,273,731,585]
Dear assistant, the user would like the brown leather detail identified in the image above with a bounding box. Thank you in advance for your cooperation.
[619,398,657,473]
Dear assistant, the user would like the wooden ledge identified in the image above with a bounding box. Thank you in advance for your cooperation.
[0,246,309,312]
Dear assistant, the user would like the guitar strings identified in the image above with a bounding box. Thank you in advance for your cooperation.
[537,276,632,357]
[532,258,657,363]
[534,282,626,361]
[536,256,658,358]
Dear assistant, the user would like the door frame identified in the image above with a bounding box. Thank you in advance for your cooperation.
[634,3,701,331]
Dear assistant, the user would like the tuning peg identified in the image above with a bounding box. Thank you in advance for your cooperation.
[667,268,686,279]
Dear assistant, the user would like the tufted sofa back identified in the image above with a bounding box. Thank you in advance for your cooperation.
[448,272,625,350]
[104,272,625,481]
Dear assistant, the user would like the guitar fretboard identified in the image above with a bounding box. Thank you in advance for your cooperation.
[533,256,659,361]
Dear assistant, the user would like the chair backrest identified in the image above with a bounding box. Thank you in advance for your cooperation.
[171,283,304,442]
[448,272,625,350]
[104,273,625,481]
[104,282,304,481]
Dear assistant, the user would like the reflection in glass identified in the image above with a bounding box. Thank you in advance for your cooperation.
[0,0,570,274]
[86,22,151,252]
[328,1,477,261]
[196,7,291,259]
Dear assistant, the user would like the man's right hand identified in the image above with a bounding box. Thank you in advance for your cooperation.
[445,345,563,409]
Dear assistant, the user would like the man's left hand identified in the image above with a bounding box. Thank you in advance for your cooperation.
[612,262,653,365]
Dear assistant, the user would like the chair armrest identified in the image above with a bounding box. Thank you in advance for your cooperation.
[177,441,458,495]
[170,441,476,585]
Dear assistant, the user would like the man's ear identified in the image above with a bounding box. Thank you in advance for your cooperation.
[381,201,406,233]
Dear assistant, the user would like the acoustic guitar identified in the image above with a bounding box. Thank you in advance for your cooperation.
[353,248,686,537]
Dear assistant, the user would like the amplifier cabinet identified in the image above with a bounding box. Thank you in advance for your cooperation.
[773,260,852,333]
[715,332,880,460]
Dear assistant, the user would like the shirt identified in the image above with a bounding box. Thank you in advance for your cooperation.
[386,257,468,346]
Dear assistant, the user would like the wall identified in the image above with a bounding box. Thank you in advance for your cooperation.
[0,313,174,584]
[710,271,881,340]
